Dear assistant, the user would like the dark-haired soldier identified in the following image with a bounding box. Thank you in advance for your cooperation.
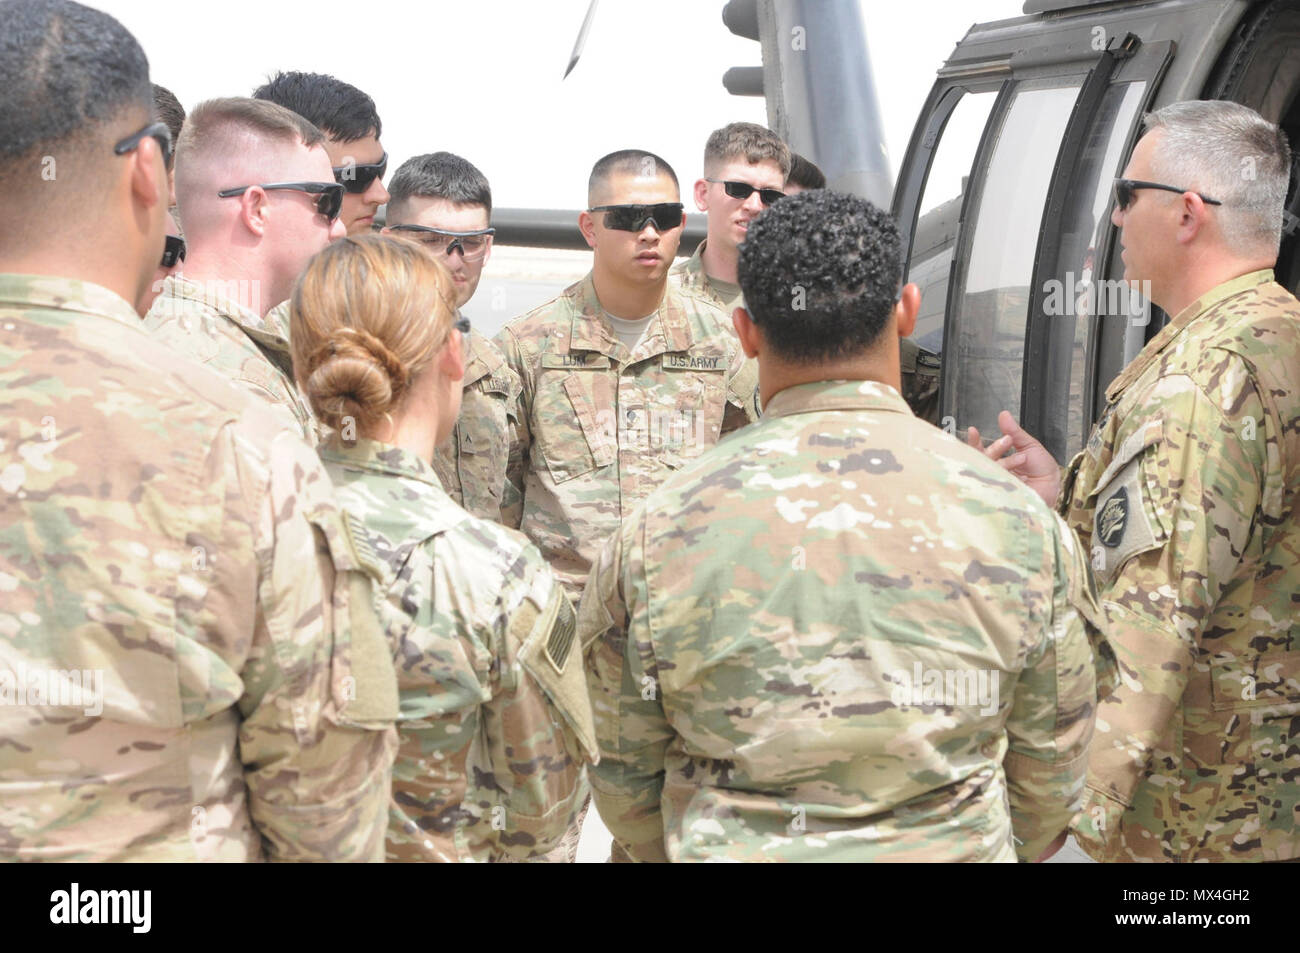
[496,149,759,862]
[780,149,941,425]
[382,152,520,523]
[784,152,826,194]
[152,83,184,207]
[579,189,1111,862]
[495,150,757,602]
[254,71,388,236]
[0,0,396,861]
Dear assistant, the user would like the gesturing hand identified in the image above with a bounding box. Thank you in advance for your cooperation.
[965,411,1061,508]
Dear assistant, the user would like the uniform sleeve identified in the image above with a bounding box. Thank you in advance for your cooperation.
[723,351,761,433]
[233,427,399,862]
[495,327,530,530]
[1003,513,1101,862]
[480,549,593,859]
[579,510,672,862]
[1070,368,1265,856]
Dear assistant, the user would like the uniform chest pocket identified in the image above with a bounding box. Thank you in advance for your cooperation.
[657,360,728,467]
[454,394,511,511]
[535,357,616,484]
[1084,418,1167,584]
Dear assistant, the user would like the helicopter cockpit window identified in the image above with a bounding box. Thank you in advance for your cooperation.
[906,89,997,355]
[948,81,1082,440]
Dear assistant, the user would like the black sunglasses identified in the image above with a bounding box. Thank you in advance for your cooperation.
[333,152,388,194]
[114,120,172,168]
[706,178,784,207]
[1114,178,1223,211]
[161,234,186,268]
[216,181,345,222]
[588,202,684,232]
[454,316,470,335]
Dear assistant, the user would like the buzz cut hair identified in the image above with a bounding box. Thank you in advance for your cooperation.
[177,97,325,167]
[252,71,381,143]
[703,122,792,179]
[0,0,152,163]
[588,149,678,206]
[388,152,492,219]
[153,84,185,170]
[1144,100,1292,257]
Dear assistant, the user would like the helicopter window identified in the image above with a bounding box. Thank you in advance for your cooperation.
[948,81,1082,442]
[1045,80,1149,457]
[906,88,997,354]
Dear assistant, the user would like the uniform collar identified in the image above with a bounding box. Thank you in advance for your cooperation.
[1107,269,1274,401]
[567,272,696,361]
[319,435,445,490]
[762,378,914,419]
[0,273,140,328]
[677,240,709,291]
[463,324,502,388]
[162,274,289,344]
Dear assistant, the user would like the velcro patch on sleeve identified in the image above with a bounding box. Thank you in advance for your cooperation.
[546,596,577,673]
[1091,455,1160,584]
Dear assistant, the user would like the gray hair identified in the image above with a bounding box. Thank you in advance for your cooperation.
[1143,100,1292,256]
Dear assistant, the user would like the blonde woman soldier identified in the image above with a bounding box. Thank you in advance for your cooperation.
[289,234,597,862]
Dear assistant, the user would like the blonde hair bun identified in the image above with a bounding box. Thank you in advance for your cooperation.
[288,233,458,437]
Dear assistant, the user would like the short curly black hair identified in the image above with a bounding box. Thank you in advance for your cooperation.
[737,190,901,363]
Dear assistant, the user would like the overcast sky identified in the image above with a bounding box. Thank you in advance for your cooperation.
[95,0,1023,209]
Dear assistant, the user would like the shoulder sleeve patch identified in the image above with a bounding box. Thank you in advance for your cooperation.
[546,595,577,673]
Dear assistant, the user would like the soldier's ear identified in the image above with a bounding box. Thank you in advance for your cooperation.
[439,328,466,384]
[895,283,920,339]
[693,178,709,212]
[578,211,597,249]
[732,306,761,359]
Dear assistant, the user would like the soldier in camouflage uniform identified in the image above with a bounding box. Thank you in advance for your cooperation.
[672,122,942,423]
[290,234,595,861]
[383,152,522,523]
[0,0,397,862]
[497,150,758,602]
[145,98,344,442]
[579,189,1112,862]
[971,101,1300,862]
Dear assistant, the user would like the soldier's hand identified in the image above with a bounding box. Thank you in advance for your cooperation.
[965,411,1060,508]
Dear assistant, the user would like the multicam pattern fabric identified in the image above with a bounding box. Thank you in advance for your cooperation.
[433,328,521,523]
[671,241,941,423]
[1063,269,1300,862]
[580,378,1110,862]
[318,436,596,862]
[0,274,398,862]
[495,274,758,600]
[146,275,315,441]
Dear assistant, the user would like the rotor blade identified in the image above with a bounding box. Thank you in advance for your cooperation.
[563,0,599,79]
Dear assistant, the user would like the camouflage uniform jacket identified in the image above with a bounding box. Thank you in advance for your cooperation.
[495,274,758,600]
[318,437,597,862]
[145,275,315,441]
[0,274,398,862]
[433,328,521,523]
[669,239,744,316]
[1063,270,1300,862]
[671,240,941,423]
[579,378,1111,862]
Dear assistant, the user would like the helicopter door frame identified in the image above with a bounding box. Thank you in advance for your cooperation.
[1020,38,1177,460]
